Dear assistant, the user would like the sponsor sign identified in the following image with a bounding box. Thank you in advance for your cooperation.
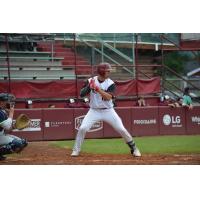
[162,114,182,127]
[133,119,157,125]
[13,119,41,132]
[132,107,159,136]
[191,116,200,125]
[12,109,43,141]
[75,115,103,132]
[186,107,200,134]
[159,107,186,135]
[45,121,72,128]
[43,109,74,140]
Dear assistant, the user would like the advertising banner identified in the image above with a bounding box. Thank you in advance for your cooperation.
[159,107,186,135]
[12,109,43,141]
[132,107,159,136]
[185,107,200,134]
[43,109,74,140]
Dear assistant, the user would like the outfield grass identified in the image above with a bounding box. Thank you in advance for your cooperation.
[51,135,200,155]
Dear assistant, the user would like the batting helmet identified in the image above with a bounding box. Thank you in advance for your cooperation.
[97,63,112,77]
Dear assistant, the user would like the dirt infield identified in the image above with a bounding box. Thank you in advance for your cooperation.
[1,142,200,165]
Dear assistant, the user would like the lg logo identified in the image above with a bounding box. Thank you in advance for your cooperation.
[163,114,181,126]
[163,115,171,125]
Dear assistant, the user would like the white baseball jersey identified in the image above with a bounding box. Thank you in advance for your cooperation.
[88,76,114,109]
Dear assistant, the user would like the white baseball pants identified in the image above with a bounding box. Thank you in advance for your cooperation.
[73,108,133,152]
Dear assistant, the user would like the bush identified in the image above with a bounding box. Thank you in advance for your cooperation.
[164,51,190,74]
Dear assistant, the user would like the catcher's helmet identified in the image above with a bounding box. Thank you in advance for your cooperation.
[97,63,112,77]
[0,93,9,101]
[0,93,15,102]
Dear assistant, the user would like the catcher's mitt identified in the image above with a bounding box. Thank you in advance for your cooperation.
[15,114,31,130]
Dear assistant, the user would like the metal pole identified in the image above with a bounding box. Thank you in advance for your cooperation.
[135,33,139,98]
[5,34,11,93]
[91,47,95,76]
[101,42,104,62]
[113,33,116,48]
[73,33,78,99]
[160,34,164,95]
[64,33,66,44]
[51,41,54,62]
[132,33,135,79]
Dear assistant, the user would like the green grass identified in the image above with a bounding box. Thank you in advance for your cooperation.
[51,135,200,155]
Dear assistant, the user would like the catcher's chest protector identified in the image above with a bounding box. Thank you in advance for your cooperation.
[88,76,114,109]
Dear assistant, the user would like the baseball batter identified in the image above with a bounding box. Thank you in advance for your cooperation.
[0,93,28,161]
[71,63,141,157]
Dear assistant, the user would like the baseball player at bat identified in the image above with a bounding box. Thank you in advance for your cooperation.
[71,63,141,157]
[0,93,28,161]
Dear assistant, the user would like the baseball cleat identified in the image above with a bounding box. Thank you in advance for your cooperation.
[71,151,80,157]
[131,147,141,157]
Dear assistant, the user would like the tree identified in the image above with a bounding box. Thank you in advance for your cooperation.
[164,51,190,75]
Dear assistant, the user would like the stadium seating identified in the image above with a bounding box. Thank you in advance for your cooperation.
[0,41,92,79]
[0,34,168,108]
[37,41,92,75]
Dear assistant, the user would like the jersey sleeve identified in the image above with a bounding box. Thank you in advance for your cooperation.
[80,80,91,97]
[106,83,116,98]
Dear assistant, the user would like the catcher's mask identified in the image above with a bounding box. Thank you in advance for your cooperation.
[0,93,15,108]
[97,63,112,77]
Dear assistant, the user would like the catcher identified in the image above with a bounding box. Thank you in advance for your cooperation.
[71,63,141,157]
[0,93,29,161]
